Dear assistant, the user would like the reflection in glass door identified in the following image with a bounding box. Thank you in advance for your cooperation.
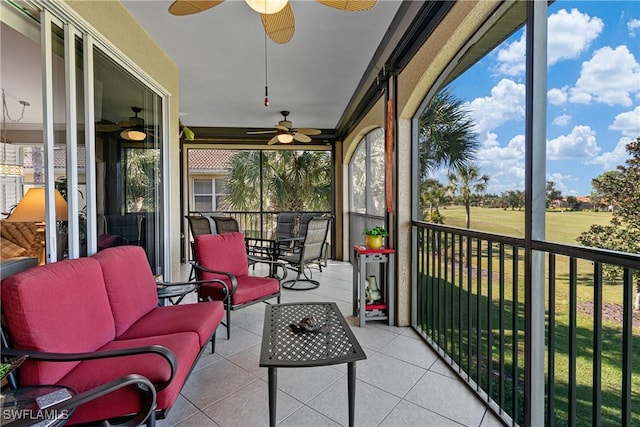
[93,48,164,275]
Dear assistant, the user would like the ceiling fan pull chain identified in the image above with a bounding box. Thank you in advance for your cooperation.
[264,30,269,107]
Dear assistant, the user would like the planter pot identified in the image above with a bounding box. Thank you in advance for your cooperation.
[364,235,383,250]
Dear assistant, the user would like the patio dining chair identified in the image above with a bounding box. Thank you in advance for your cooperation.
[279,216,331,290]
[192,232,287,339]
[211,216,240,233]
[185,215,214,280]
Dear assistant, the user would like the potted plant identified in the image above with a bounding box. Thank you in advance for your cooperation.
[362,226,388,249]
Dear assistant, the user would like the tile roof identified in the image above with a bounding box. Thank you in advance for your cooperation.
[22,147,86,169]
[188,149,236,170]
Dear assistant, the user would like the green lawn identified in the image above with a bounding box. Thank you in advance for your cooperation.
[418,206,638,426]
[439,206,612,244]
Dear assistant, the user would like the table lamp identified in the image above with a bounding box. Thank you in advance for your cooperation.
[7,187,68,263]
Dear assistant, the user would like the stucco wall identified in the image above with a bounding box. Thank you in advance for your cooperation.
[64,1,182,278]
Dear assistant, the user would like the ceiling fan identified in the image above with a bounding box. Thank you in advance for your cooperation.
[168,0,377,44]
[247,110,321,144]
[95,107,149,141]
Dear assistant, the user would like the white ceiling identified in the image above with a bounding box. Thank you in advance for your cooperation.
[121,0,404,132]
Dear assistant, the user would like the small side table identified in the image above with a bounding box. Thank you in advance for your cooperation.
[1,385,77,426]
[352,245,395,327]
[156,284,198,306]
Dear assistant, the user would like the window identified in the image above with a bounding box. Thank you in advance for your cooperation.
[193,178,228,211]
[348,128,386,259]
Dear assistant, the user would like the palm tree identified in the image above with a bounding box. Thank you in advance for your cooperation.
[448,164,489,229]
[418,88,479,179]
[225,150,331,212]
[419,179,447,222]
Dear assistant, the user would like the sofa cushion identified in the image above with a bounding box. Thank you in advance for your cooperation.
[194,232,249,279]
[92,246,159,337]
[58,332,200,425]
[117,300,224,347]
[1,258,116,384]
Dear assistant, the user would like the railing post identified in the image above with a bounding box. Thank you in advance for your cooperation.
[524,1,548,426]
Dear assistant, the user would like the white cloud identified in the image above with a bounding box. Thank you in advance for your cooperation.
[569,45,640,106]
[552,114,572,126]
[547,125,600,160]
[466,79,526,135]
[628,18,640,37]
[494,8,603,76]
[589,137,633,170]
[609,106,640,137]
[548,87,568,105]
[496,36,526,76]
[476,133,526,193]
[548,8,604,65]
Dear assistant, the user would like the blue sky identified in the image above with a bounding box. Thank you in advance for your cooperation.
[444,0,640,197]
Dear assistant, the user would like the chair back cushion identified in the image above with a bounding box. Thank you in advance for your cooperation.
[1,258,116,384]
[194,232,248,280]
[186,215,212,238]
[92,246,159,337]
[275,212,298,240]
[301,217,331,262]
[298,213,320,239]
[212,216,240,234]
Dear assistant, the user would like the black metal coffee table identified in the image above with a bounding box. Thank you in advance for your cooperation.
[259,302,366,427]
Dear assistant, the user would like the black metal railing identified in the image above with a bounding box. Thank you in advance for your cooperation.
[413,221,640,426]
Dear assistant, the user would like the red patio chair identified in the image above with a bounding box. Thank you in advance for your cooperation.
[193,232,287,339]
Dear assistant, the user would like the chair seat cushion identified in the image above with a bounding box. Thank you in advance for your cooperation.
[59,332,200,425]
[118,301,224,347]
[199,275,280,306]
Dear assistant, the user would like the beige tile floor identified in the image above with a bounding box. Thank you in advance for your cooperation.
[158,260,504,427]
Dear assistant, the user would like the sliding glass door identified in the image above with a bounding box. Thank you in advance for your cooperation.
[1,1,167,275]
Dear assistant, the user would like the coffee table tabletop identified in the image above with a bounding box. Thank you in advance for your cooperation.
[259,302,366,368]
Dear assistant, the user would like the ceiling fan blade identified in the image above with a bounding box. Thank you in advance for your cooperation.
[261,4,295,45]
[247,130,278,135]
[267,135,280,145]
[169,0,224,16]
[274,124,290,132]
[116,121,136,129]
[95,122,121,133]
[295,128,322,136]
[315,0,376,12]
[293,132,311,143]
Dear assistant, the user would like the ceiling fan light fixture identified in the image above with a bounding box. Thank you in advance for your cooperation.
[120,129,146,141]
[277,133,294,143]
[246,0,288,14]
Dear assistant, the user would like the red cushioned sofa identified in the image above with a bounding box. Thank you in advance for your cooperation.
[1,246,225,425]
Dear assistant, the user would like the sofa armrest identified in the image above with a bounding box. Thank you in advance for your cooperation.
[2,345,177,392]
[4,374,156,427]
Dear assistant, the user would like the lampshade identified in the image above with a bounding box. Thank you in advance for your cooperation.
[120,129,146,141]
[277,133,294,143]
[7,187,68,222]
[245,0,288,14]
